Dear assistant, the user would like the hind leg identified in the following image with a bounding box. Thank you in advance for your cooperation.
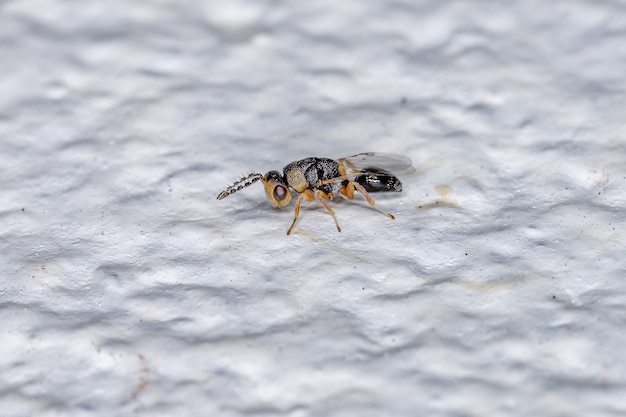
[344,181,395,219]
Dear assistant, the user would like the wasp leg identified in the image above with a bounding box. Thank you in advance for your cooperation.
[313,189,341,232]
[349,181,395,219]
[317,174,355,186]
[340,181,356,199]
[287,192,304,235]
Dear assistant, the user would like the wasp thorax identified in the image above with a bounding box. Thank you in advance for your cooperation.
[262,171,292,208]
[285,168,308,193]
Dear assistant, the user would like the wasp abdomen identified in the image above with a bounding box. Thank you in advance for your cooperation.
[355,168,402,192]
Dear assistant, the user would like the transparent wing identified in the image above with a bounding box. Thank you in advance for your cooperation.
[338,152,415,177]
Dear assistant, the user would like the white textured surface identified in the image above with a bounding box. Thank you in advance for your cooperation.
[2,1,626,416]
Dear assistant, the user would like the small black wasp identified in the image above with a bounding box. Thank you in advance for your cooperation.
[217,152,414,234]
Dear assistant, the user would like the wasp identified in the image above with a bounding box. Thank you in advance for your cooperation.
[216,152,414,235]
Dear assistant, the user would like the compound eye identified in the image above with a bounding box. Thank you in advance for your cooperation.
[273,184,288,201]
[262,171,292,208]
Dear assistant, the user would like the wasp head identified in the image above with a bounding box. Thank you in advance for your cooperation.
[262,171,292,208]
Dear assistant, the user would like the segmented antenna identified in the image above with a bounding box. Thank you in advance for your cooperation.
[216,173,263,200]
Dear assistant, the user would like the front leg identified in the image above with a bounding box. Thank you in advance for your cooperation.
[286,192,304,235]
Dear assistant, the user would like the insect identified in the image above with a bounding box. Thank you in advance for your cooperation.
[216,152,414,235]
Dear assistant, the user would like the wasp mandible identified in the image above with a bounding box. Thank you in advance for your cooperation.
[216,152,414,235]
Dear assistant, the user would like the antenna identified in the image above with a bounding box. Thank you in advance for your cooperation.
[216,173,263,200]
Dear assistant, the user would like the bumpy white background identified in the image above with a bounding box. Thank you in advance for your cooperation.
[2,1,625,416]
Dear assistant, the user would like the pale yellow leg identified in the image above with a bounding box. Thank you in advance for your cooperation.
[341,182,355,199]
[287,193,303,235]
[288,190,343,234]
[351,181,395,219]
[314,190,341,232]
